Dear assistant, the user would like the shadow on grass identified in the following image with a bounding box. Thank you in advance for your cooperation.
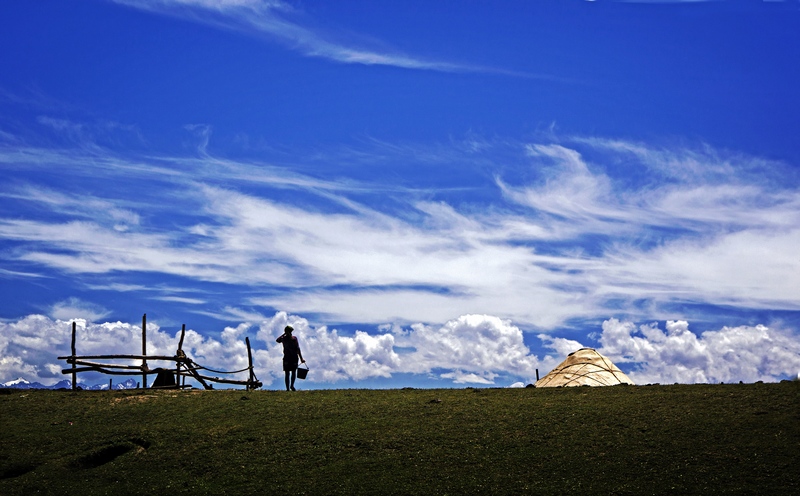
[0,464,38,480]
[71,438,151,470]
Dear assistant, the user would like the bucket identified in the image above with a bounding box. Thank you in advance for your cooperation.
[297,364,309,380]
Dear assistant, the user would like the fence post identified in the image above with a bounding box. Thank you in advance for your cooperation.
[176,324,185,385]
[71,321,77,390]
[142,313,148,389]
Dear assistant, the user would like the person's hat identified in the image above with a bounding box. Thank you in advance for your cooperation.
[284,325,294,332]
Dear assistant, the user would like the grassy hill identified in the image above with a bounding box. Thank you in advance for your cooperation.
[1,382,798,495]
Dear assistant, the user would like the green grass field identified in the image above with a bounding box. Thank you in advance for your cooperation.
[1,382,798,495]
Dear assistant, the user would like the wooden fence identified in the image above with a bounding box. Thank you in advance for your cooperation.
[58,314,262,391]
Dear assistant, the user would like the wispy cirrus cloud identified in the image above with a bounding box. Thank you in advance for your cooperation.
[498,139,800,315]
[2,131,800,331]
[110,0,500,74]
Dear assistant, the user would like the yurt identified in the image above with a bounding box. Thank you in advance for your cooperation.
[535,348,634,387]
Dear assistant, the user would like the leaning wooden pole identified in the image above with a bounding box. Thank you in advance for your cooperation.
[141,313,148,389]
[178,324,186,350]
[71,321,77,390]
[246,337,254,390]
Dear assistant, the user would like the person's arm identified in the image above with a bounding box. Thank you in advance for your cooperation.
[296,337,305,363]
[276,334,284,343]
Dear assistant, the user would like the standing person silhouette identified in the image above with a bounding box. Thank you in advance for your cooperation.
[276,325,305,391]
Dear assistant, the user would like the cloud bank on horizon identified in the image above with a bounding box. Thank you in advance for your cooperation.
[1,0,799,387]
[2,312,799,388]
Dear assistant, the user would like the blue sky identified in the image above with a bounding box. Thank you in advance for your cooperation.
[2,0,800,389]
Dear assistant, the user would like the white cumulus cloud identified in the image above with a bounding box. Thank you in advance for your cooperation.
[254,312,547,386]
[597,318,800,384]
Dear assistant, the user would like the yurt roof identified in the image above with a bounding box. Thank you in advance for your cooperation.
[535,348,634,387]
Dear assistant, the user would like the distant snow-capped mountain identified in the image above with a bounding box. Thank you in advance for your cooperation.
[1,377,47,389]
[3,377,32,387]
[2,377,140,390]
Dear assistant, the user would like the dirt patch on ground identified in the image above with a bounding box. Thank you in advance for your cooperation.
[111,395,158,404]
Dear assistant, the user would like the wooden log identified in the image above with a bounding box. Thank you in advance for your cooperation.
[63,366,143,376]
[71,321,77,391]
[61,359,146,376]
[181,363,252,374]
[172,370,260,389]
[190,373,256,386]
[69,359,145,370]
[58,354,187,361]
